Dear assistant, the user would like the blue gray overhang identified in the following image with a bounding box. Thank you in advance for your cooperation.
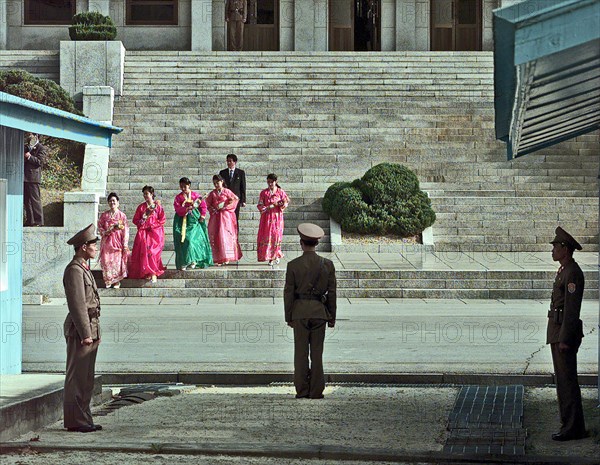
[493,0,600,159]
[0,91,122,146]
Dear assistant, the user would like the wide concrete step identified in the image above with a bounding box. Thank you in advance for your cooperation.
[93,267,598,299]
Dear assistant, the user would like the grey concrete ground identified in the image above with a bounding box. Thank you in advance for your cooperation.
[2,386,599,464]
[20,299,598,375]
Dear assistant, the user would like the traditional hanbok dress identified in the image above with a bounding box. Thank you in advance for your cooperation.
[206,187,243,264]
[173,191,213,270]
[128,201,166,279]
[98,209,130,287]
[257,187,289,262]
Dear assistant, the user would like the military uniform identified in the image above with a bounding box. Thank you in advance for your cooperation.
[63,225,102,431]
[225,0,247,51]
[547,227,586,440]
[284,223,336,398]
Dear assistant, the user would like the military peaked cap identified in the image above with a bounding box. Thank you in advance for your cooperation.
[550,226,582,251]
[67,224,99,247]
[297,223,324,241]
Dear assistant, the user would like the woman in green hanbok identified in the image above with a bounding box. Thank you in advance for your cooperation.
[173,177,213,270]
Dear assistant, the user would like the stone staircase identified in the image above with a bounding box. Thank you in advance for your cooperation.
[108,51,598,255]
[0,51,60,81]
[98,51,599,299]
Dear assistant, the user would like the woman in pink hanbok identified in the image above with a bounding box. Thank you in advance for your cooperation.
[98,192,130,288]
[257,173,289,266]
[128,185,166,282]
[206,174,242,265]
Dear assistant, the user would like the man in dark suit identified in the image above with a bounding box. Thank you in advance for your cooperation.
[219,153,246,227]
[547,226,587,441]
[284,223,336,399]
[23,132,47,226]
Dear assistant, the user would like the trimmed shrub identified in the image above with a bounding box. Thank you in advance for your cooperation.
[69,12,117,41]
[0,70,84,192]
[323,163,436,237]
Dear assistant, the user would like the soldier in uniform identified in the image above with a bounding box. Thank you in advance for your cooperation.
[547,226,587,441]
[63,224,103,433]
[225,0,247,51]
[284,223,336,399]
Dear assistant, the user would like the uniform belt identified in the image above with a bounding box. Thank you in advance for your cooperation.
[295,293,322,301]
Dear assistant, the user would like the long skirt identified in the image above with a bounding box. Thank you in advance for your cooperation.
[173,210,213,269]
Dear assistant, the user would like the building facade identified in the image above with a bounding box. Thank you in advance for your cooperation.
[0,0,526,52]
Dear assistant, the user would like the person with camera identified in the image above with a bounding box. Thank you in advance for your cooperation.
[284,223,337,399]
[23,132,47,226]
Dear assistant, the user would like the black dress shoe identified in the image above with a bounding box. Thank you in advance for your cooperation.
[66,425,97,433]
[310,395,325,399]
[552,431,587,441]
[92,424,102,431]
[295,394,309,398]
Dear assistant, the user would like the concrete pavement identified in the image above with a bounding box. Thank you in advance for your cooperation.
[20,299,598,375]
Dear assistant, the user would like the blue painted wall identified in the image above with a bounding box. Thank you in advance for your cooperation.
[0,126,24,374]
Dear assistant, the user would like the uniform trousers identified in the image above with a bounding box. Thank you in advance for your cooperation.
[227,21,245,51]
[293,318,327,398]
[23,182,44,226]
[550,342,585,436]
[64,337,99,428]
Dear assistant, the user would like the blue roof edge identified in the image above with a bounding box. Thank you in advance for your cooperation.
[0,91,123,134]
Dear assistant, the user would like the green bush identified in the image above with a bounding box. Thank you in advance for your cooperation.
[0,70,84,191]
[69,12,117,41]
[323,163,436,237]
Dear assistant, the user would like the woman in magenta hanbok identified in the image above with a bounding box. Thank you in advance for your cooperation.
[128,185,166,282]
[257,173,289,266]
[98,192,130,288]
[206,174,242,265]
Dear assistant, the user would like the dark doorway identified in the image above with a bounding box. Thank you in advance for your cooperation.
[243,0,280,51]
[430,0,482,51]
[329,0,380,51]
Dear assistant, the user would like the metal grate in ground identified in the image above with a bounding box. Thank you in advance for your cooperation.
[444,385,526,455]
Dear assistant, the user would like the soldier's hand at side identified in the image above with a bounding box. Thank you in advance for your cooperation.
[287,321,294,328]
[328,320,335,328]
[559,342,570,352]
[81,337,93,346]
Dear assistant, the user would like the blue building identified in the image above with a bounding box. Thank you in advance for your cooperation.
[0,91,121,374]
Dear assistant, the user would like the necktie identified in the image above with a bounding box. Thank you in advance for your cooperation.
[230,170,234,181]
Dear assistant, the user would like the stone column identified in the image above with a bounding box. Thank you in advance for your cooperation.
[0,0,7,49]
[396,0,417,50]
[88,0,110,16]
[192,0,213,51]
[81,86,114,194]
[314,0,327,50]
[212,0,225,50]
[295,0,315,50]
[63,192,101,231]
[280,0,294,50]
[415,0,428,50]
[381,0,396,51]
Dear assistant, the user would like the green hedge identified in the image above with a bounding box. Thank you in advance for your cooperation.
[0,70,84,191]
[323,163,436,237]
[69,12,117,41]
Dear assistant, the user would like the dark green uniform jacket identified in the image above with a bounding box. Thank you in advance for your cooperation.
[546,259,584,346]
[284,251,336,322]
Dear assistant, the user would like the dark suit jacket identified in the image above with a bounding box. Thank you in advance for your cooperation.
[284,251,337,322]
[24,142,47,183]
[220,167,246,205]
